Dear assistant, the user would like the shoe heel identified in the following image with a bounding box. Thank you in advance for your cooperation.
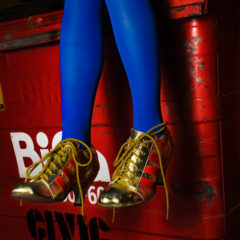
[73,186,82,206]
[73,158,100,206]
[157,174,164,185]
[73,181,91,206]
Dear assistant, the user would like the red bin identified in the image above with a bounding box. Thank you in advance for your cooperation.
[0,0,240,239]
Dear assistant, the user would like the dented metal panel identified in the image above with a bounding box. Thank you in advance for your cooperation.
[163,0,208,19]
[0,10,62,50]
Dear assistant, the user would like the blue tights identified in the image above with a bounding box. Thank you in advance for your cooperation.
[60,0,163,144]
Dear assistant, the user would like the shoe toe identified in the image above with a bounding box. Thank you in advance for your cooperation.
[11,182,36,197]
[98,184,138,208]
[11,182,53,202]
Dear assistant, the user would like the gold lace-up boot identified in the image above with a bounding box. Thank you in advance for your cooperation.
[11,139,99,210]
[98,122,173,216]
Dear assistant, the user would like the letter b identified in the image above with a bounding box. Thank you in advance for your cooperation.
[11,132,41,178]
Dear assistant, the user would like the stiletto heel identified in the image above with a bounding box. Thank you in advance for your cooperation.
[73,185,82,206]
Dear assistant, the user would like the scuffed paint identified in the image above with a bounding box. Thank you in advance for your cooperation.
[184,37,203,55]
[101,131,109,135]
[196,180,217,205]
[196,77,205,82]
[199,63,205,70]
[175,6,187,12]
[95,104,104,110]
[0,31,60,51]
[165,105,169,115]
[184,37,205,89]
[169,2,206,19]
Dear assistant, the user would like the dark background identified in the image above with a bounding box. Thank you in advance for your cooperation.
[0,0,164,23]
[0,0,64,22]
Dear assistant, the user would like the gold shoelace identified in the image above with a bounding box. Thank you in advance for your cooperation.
[112,122,169,219]
[24,138,93,220]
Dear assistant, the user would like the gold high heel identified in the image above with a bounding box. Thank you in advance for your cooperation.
[98,122,173,218]
[11,138,99,212]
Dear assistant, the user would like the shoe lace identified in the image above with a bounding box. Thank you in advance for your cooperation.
[112,122,170,219]
[24,138,93,220]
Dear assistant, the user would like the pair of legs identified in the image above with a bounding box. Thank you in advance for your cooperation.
[11,0,173,218]
[60,0,163,144]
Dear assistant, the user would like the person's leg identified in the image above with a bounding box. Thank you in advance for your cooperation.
[105,0,163,134]
[60,0,104,144]
[99,1,173,216]
[11,0,104,212]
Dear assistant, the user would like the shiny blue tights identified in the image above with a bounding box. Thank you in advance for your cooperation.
[60,0,163,144]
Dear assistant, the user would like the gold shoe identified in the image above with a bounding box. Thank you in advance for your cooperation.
[11,138,99,211]
[98,122,173,217]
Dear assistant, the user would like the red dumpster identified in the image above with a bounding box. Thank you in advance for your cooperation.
[0,0,240,239]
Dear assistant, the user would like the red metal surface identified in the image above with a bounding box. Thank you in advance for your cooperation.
[162,0,208,19]
[0,10,62,50]
[0,0,240,239]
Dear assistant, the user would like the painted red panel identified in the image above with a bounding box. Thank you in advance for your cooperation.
[167,0,205,7]
[162,0,208,19]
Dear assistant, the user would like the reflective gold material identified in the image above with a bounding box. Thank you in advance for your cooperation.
[98,122,173,218]
[11,139,99,211]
